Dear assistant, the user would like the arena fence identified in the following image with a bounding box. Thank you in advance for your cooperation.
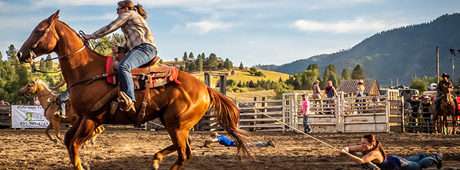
[0,104,10,127]
[228,92,401,133]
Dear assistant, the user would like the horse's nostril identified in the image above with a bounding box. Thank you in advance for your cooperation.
[17,52,22,59]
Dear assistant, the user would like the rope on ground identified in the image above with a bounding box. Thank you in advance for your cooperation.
[259,113,380,170]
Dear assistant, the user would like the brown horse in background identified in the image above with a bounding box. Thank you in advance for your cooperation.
[17,11,250,170]
[433,91,457,135]
[19,79,104,144]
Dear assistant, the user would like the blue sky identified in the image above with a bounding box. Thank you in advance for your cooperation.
[1,0,460,66]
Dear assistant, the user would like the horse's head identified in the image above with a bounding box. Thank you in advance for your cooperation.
[19,79,41,96]
[17,10,60,63]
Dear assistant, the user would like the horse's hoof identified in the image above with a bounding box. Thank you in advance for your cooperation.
[152,160,160,170]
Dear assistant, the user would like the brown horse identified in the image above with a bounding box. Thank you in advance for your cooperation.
[434,92,457,135]
[19,79,105,144]
[17,11,249,170]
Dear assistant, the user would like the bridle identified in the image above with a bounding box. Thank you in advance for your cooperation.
[29,20,86,63]
[28,19,111,89]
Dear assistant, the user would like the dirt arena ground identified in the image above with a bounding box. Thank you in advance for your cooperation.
[1,127,459,170]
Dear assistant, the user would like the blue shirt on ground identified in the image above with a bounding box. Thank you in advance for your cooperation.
[217,135,236,147]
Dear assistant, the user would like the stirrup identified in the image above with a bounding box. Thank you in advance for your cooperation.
[118,91,136,112]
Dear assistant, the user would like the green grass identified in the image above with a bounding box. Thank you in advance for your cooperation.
[192,69,289,85]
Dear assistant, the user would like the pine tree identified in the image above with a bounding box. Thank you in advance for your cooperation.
[197,56,204,72]
[188,52,195,60]
[341,68,351,80]
[223,58,233,70]
[239,62,244,70]
[6,44,18,64]
[351,64,366,80]
[182,52,189,71]
[207,53,219,70]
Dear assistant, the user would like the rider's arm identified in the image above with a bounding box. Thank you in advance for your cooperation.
[345,145,364,152]
[91,12,131,38]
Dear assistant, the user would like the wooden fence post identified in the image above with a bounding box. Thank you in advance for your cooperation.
[282,94,287,132]
[401,96,405,133]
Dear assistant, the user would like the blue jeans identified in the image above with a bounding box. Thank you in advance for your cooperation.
[58,90,70,115]
[303,116,311,133]
[397,154,439,170]
[118,43,157,101]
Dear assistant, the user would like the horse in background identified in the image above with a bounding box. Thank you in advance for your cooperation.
[19,79,104,144]
[433,91,457,135]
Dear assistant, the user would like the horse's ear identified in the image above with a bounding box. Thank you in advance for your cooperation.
[48,10,60,23]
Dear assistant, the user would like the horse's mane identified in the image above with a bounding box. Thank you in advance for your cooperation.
[56,20,106,58]
[34,79,55,95]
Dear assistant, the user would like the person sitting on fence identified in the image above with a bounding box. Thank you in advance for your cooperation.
[408,95,421,132]
[203,132,275,148]
[340,134,443,170]
[298,95,312,133]
[324,80,338,114]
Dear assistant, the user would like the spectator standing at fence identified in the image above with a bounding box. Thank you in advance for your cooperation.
[356,80,366,97]
[408,95,421,132]
[312,80,323,114]
[298,95,312,133]
[355,80,366,113]
[340,134,443,170]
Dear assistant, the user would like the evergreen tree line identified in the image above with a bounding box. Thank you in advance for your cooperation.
[178,52,238,72]
[285,64,366,90]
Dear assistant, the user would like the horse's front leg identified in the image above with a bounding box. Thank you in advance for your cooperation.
[64,116,100,170]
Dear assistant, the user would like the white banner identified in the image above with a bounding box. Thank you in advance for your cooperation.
[11,105,49,128]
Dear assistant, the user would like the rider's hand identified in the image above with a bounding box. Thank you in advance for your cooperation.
[341,147,349,153]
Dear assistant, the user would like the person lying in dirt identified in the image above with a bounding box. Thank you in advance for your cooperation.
[340,134,443,170]
[203,132,275,148]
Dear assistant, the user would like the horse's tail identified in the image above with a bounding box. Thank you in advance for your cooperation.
[207,87,251,158]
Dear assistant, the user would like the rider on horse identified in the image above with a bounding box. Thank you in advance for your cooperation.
[82,0,157,112]
[53,76,69,119]
[436,73,455,112]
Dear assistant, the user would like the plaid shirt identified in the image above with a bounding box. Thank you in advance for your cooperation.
[92,10,156,50]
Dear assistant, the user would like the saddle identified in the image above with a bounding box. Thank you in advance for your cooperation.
[105,56,180,88]
[104,56,181,121]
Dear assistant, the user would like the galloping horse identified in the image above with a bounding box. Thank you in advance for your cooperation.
[19,79,104,144]
[17,11,249,170]
[434,90,457,135]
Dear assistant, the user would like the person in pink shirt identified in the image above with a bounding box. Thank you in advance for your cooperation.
[299,94,312,133]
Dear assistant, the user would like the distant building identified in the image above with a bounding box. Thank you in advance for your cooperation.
[338,80,380,97]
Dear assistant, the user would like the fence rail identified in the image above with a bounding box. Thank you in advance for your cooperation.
[0,105,10,127]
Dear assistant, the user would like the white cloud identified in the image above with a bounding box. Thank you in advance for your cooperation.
[291,18,405,33]
[185,20,233,33]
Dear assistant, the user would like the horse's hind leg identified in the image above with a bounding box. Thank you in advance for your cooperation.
[45,123,57,143]
[186,137,192,160]
[170,129,191,170]
[64,117,100,170]
[53,117,63,143]
[152,144,176,170]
